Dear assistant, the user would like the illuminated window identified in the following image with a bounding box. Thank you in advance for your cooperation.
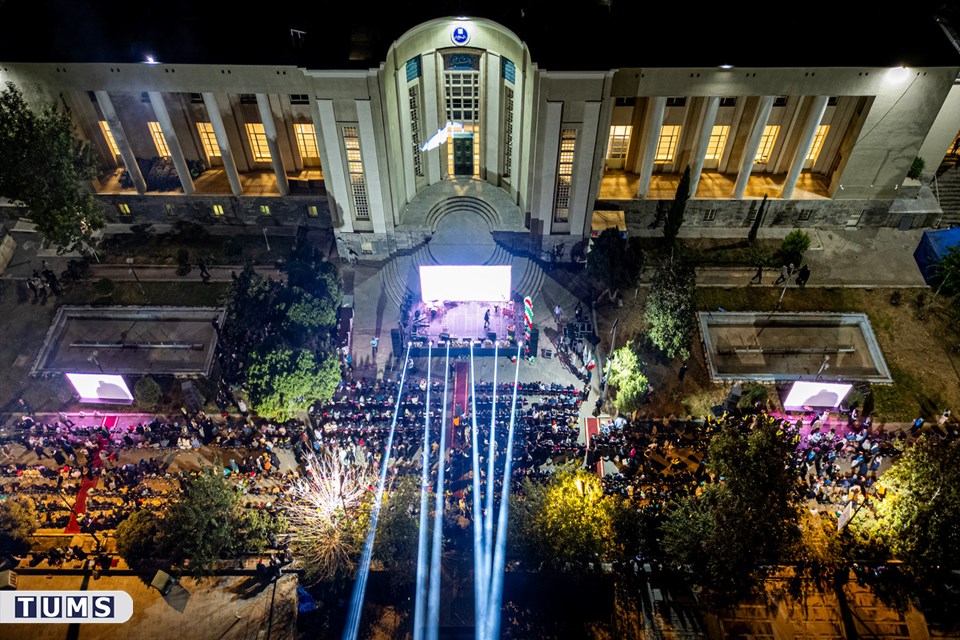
[409,86,423,177]
[98,120,121,158]
[196,122,220,160]
[342,126,369,220]
[164,204,175,216]
[118,203,131,215]
[606,125,632,160]
[654,125,681,163]
[245,123,272,162]
[260,205,271,216]
[503,86,514,179]
[444,71,481,178]
[294,123,320,161]
[755,125,780,164]
[148,121,171,157]
[306,205,318,217]
[705,125,730,161]
[212,204,224,216]
[806,125,829,162]
[554,129,576,223]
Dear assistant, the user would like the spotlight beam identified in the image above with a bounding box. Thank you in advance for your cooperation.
[413,344,433,640]
[469,342,486,638]
[426,344,451,640]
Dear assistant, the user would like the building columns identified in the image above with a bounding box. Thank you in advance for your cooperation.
[636,96,666,199]
[255,93,289,196]
[537,101,563,236]
[94,91,146,194]
[733,95,775,199]
[316,99,353,233]
[147,91,194,195]
[201,92,243,195]
[421,53,442,185]
[689,96,720,198]
[356,99,388,234]
[781,95,829,199]
[484,52,502,183]
[569,102,601,238]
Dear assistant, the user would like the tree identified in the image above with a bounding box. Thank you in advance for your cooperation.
[247,347,340,421]
[875,435,960,573]
[0,82,104,253]
[907,156,926,180]
[644,255,697,361]
[115,510,163,569]
[779,229,811,267]
[510,469,625,569]
[162,466,246,575]
[663,165,691,245]
[133,376,162,410]
[931,244,960,298]
[373,477,422,589]
[663,417,801,596]
[605,341,649,415]
[748,194,767,243]
[0,497,38,555]
[586,227,644,295]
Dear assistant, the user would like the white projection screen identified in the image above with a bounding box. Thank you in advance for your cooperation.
[66,373,135,405]
[783,381,853,411]
[419,265,511,302]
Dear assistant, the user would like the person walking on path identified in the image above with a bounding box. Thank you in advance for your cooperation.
[774,264,789,285]
[554,304,562,324]
[750,266,763,285]
[197,257,211,281]
[796,264,811,288]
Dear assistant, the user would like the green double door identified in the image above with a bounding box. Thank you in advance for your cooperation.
[452,133,474,177]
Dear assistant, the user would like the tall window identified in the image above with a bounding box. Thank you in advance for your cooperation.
[98,120,120,158]
[654,125,682,163]
[503,86,514,179]
[806,124,829,162]
[755,125,780,164]
[705,125,730,160]
[409,86,424,177]
[554,129,576,223]
[147,121,170,157]
[342,126,369,220]
[606,125,632,160]
[245,123,272,162]
[196,122,220,160]
[444,71,481,178]
[294,123,320,161]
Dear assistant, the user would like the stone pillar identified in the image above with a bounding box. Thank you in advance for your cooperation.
[484,51,502,183]
[569,102,601,239]
[202,92,243,195]
[537,101,563,236]
[780,95,829,199]
[94,91,146,194]
[147,91,194,195]
[356,99,387,234]
[256,93,289,196]
[395,63,417,203]
[421,52,442,185]
[688,96,720,198]
[733,95,774,200]
[636,96,666,198]
[316,99,353,233]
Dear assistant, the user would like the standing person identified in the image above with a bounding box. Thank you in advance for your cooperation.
[750,265,763,285]
[575,301,583,322]
[483,309,490,330]
[197,257,211,281]
[797,264,811,288]
[774,264,789,285]
[42,268,60,295]
[554,304,562,324]
[26,277,38,299]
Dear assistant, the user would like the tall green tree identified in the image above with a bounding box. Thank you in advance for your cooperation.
[748,194,767,243]
[663,417,801,596]
[663,165,691,245]
[115,510,163,569]
[0,497,38,555]
[932,244,960,297]
[876,435,960,573]
[586,227,644,295]
[605,341,649,415]
[644,255,697,361]
[0,82,104,252]
[247,347,340,421]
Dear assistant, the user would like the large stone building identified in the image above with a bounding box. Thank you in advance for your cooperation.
[2,3,959,262]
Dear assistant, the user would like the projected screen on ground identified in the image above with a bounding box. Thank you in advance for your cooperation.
[66,373,134,405]
[420,266,511,302]
[783,381,853,411]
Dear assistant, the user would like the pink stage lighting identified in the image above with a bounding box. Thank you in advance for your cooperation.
[65,373,135,405]
[783,381,852,411]
[419,265,511,302]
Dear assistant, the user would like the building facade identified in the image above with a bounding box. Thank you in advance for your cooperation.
[2,16,959,261]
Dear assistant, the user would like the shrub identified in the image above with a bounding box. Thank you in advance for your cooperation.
[134,376,162,409]
[224,236,243,263]
[176,247,191,276]
[738,384,770,411]
[907,156,925,180]
[93,277,114,297]
[779,229,811,266]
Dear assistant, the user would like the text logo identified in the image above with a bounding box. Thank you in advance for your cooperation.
[0,592,133,624]
[451,25,470,46]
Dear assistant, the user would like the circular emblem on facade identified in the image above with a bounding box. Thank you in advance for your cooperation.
[451,25,470,46]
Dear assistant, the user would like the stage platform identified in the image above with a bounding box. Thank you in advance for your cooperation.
[398,299,529,357]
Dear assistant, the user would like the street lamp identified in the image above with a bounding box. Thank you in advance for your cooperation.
[816,355,830,381]
[126,257,145,297]
[86,350,103,373]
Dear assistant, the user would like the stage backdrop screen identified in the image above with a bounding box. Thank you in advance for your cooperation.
[420,265,511,302]
[65,373,135,405]
[783,381,853,411]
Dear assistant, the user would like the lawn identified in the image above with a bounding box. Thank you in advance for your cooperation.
[96,224,296,266]
[594,285,960,424]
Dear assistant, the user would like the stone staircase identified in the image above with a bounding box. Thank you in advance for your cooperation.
[934,165,960,227]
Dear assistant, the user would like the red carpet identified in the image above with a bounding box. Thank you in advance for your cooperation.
[64,476,99,534]
[452,362,469,449]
